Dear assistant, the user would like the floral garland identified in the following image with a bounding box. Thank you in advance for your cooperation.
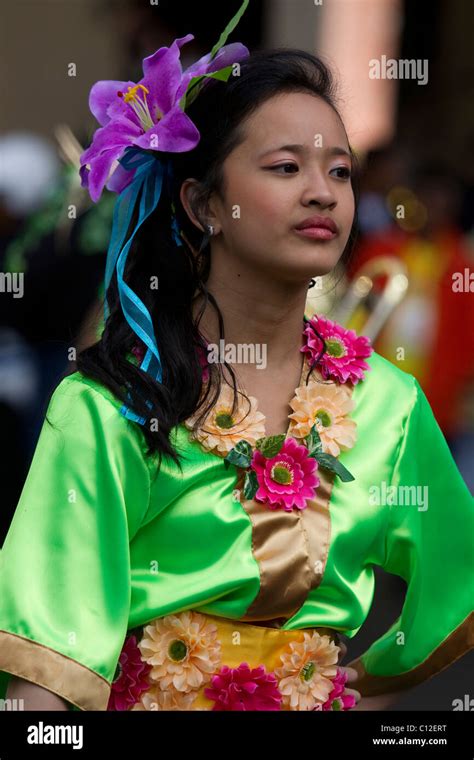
[108,610,356,712]
[183,315,373,512]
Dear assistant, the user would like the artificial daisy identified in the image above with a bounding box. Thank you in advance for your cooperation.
[251,436,320,511]
[302,315,373,384]
[275,631,339,711]
[184,384,266,456]
[137,611,222,693]
[204,662,283,711]
[287,382,357,457]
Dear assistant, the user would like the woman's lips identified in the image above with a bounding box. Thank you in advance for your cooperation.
[293,226,337,240]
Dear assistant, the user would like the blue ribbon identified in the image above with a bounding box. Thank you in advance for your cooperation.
[103,145,181,425]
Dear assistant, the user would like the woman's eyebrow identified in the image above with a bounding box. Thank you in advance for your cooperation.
[258,144,352,161]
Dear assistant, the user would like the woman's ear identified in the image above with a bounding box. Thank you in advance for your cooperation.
[179,179,207,233]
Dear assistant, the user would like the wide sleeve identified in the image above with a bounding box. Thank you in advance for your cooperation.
[0,375,152,710]
[348,378,474,697]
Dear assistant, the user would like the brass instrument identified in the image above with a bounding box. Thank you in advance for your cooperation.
[306,256,409,343]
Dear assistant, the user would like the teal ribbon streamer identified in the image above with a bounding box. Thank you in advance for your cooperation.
[103,145,186,425]
[103,145,170,424]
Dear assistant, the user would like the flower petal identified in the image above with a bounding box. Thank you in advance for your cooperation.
[80,120,140,164]
[88,79,137,127]
[105,159,136,196]
[134,107,200,153]
[84,143,127,203]
[142,34,194,113]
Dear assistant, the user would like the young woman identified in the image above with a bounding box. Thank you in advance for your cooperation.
[0,36,472,712]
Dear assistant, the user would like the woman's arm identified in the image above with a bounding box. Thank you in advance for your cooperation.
[339,638,408,710]
[345,380,473,700]
[0,377,152,711]
[6,675,70,711]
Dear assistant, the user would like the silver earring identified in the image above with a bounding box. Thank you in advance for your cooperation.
[198,223,214,254]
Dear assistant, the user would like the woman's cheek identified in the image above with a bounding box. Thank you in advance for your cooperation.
[233,200,283,238]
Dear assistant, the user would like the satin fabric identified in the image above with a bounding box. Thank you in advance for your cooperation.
[0,350,472,706]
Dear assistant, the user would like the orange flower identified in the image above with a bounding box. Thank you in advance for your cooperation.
[287,382,356,456]
[275,631,339,711]
[137,611,222,693]
[184,384,265,456]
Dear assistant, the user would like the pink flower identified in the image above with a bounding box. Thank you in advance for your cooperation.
[251,436,320,512]
[131,343,145,363]
[197,343,210,383]
[321,668,356,711]
[204,662,283,711]
[302,315,373,384]
[107,634,152,711]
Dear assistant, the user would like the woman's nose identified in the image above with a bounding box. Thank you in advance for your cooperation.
[301,173,337,209]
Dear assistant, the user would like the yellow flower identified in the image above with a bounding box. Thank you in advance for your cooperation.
[184,384,266,456]
[131,686,198,711]
[275,631,339,711]
[287,382,357,456]
[137,611,222,693]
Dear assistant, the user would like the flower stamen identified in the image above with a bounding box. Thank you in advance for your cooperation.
[270,462,293,485]
[117,84,155,130]
[325,337,347,358]
[300,660,317,682]
[215,411,235,429]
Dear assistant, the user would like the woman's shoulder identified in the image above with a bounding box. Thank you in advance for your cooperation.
[42,370,156,477]
[364,349,418,397]
[46,370,143,442]
[50,370,124,411]
[355,349,422,426]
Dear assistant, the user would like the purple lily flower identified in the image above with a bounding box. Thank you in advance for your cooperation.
[80,34,249,202]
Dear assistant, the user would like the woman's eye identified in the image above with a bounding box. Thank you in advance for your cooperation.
[268,163,299,174]
[331,166,352,180]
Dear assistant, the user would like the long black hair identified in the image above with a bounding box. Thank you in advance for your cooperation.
[75,48,361,475]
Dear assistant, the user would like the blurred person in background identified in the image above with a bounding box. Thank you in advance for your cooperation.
[0,132,110,544]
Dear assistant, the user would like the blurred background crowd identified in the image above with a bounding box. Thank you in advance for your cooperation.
[1,0,473,709]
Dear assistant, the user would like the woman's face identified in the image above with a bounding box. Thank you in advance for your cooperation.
[204,91,355,283]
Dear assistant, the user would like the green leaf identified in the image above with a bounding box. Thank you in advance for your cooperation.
[314,453,355,482]
[255,434,286,458]
[243,468,259,500]
[208,0,250,62]
[234,439,253,458]
[180,0,250,111]
[223,439,253,469]
[306,424,323,456]
[180,66,234,110]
